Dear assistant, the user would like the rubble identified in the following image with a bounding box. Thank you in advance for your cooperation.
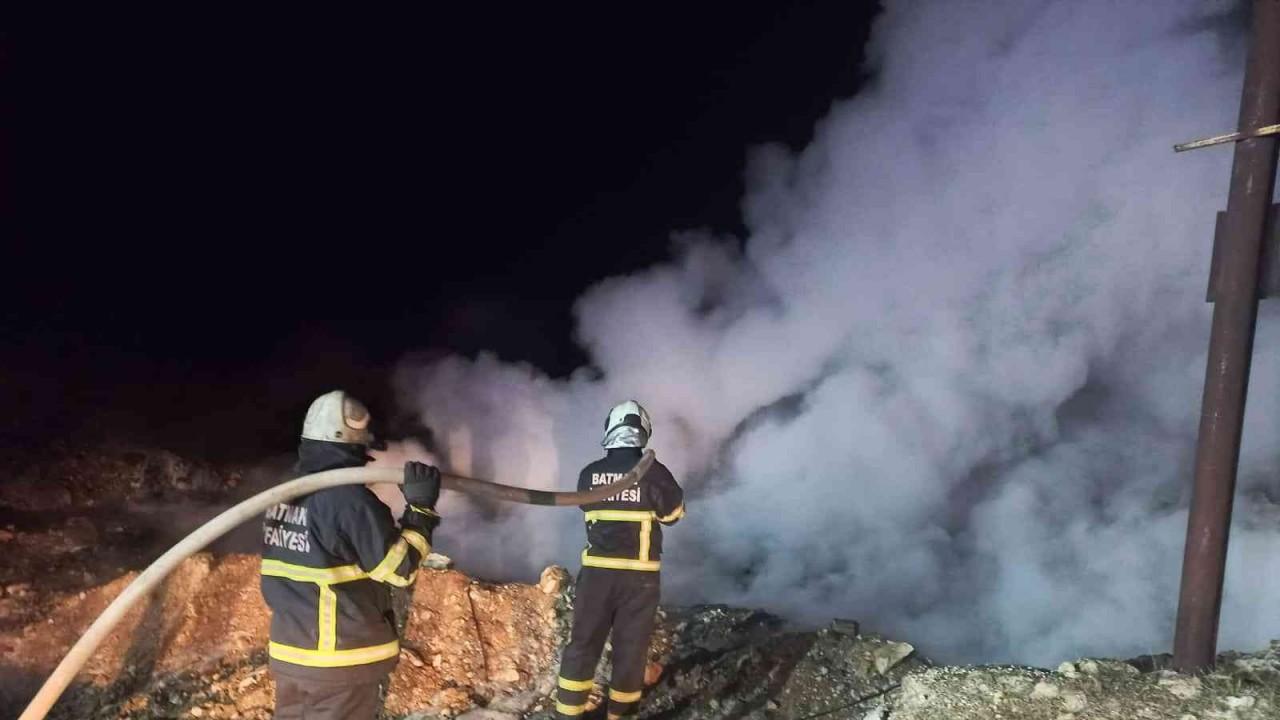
[519,605,931,720]
[2,548,1280,719]
[5,446,1280,718]
[538,566,570,596]
[890,651,1280,720]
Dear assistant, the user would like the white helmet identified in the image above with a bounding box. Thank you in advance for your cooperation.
[301,390,376,446]
[602,400,652,448]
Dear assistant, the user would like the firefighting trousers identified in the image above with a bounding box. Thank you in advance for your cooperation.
[556,567,660,718]
[273,673,385,720]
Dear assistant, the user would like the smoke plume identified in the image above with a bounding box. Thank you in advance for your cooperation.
[395,0,1280,665]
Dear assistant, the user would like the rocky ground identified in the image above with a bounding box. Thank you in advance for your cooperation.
[3,446,1280,719]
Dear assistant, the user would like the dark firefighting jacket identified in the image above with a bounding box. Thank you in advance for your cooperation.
[260,440,437,681]
[578,447,684,571]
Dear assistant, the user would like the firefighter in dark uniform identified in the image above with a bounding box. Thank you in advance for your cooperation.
[555,400,685,719]
[260,390,442,720]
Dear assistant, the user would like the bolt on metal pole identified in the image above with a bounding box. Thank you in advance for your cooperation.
[1172,0,1280,673]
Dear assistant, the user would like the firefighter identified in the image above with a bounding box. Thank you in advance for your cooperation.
[555,400,685,719]
[261,390,442,720]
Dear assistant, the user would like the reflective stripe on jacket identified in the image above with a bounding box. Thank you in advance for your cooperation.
[260,440,437,682]
[577,447,684,572]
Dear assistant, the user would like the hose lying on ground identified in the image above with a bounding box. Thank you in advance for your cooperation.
[18,450,655,720]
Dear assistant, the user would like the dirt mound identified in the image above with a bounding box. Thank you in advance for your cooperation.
[0,445,243,514]
[0,446,290,619]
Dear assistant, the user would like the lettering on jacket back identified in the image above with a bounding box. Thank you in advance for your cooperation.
[263,502,312,553]
[592,472,641,503]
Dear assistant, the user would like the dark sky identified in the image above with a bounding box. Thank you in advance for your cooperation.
[1,5,880,458]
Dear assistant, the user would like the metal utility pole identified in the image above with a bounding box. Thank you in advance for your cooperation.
[1172,0,1280,673]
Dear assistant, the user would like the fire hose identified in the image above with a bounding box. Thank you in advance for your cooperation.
[18,450,654,720]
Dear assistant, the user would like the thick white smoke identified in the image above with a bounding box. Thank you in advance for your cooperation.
[396,0,1280,665]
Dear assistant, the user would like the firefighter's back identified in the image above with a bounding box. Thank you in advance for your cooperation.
[577,447,684,572]
[260,484,400,683]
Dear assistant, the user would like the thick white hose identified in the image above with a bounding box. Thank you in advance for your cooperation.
[18,452,652,720]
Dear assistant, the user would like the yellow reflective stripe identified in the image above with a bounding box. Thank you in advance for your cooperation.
[558,676,594,692]
[368,537,412,586]
[555,701,588,716]
[261,559,367,584]
[318,585,337,651]
[609,688,642,703]
[269,640,400,667]
[581,550,660,572]
[374,567,415,587]
[584,509,655,522]
[585,510,655,562]
[639,517,652,562]
[402,529,430,558]
[657,503,685,523]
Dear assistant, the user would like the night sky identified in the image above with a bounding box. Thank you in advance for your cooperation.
[2,5,880,458]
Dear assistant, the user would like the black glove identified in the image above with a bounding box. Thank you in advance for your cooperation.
[403,461,441,511]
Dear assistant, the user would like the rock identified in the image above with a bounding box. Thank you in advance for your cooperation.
[831,618,861,636]
[1127,653,1174,673]
[1031,681,1060,699]
[1225,695,1256,709]
[538,566,570,596]
[873,641,915,675]
[536,675,556,696]
[455,710,519,720]
[644,661,663,687]
[189,707,204,717]
[487,690,540,713]
[401,647,426,668]
[1158,674,1202,700]
[0,528,14,542]
[584,687,605,712]
[493,667,521,684]
[234,684,272,713]
[423,552,454,569]
[1061,691,1088,712]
